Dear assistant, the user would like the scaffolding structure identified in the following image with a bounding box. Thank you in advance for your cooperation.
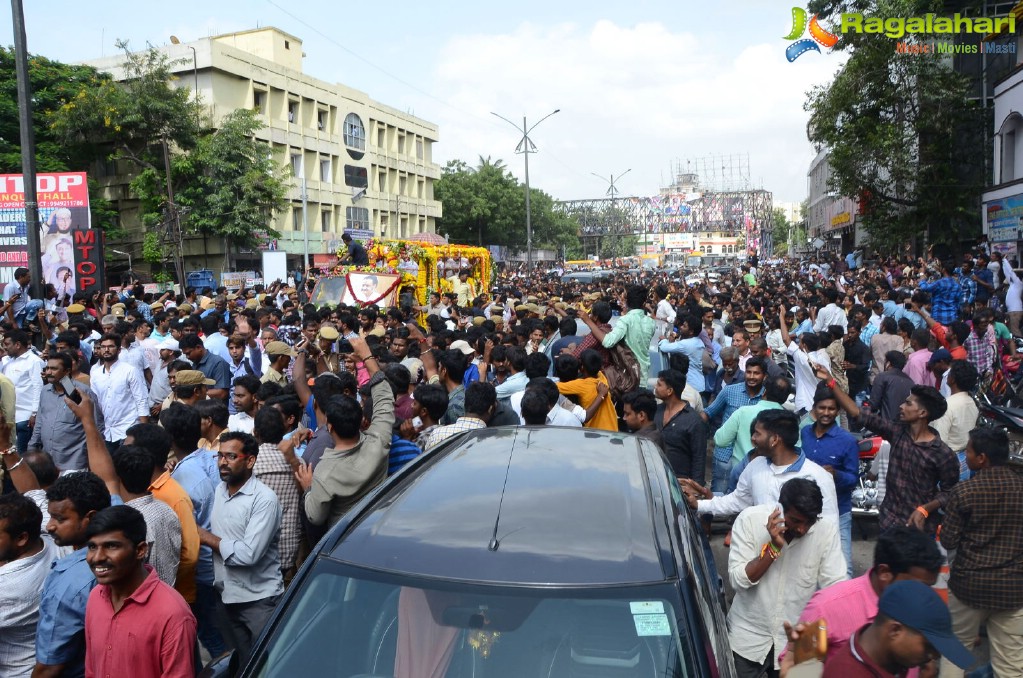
[558,153,774,257]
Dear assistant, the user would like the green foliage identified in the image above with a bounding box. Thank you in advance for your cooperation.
[435,157,580,252]
[173,109,288,246]
[141,230,165,264]
[49,41,202,173]
[0,48,122,232]
[805,0,987,252]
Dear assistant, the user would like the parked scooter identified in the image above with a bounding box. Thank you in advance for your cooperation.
[976,401,1023,466]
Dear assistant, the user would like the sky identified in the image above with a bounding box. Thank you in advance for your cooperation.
[5,0,846,206]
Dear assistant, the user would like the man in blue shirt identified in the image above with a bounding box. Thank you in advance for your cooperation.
[800,384,859,577]
[340,233,369,266]
[36,472,112,678]
[919,260,963,325]
[702,357,767,492]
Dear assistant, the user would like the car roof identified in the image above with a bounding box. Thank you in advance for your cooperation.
[328,427,673,586]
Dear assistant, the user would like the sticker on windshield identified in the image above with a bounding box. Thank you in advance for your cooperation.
[633,613,672,637]
[629,601,664,614]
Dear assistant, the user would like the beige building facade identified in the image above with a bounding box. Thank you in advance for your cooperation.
[86,27,442,277]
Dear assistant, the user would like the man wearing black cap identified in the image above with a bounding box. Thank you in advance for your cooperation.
[821,580,973,677]
[340,233,368,266]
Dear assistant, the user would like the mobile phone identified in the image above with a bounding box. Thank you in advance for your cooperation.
[792,618,828,664]
[904,302,913,310]
[60,376,82,403]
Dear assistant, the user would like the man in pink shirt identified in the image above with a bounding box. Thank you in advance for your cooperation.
[904,329,935,387]
[780,527,943,674]
[84,505,196,678]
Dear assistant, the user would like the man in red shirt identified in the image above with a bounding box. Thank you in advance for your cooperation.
[84,505,196,678]
[821,580,973,677]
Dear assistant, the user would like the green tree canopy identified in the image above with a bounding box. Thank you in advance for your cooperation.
[805,0,988,253]
[0,48,119,231]
[435,157,581,253]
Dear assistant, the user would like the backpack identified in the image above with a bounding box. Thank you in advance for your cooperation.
[604,342,643,400]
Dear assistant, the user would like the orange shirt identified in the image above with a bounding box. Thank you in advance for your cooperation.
[556,373,619,432]
[149,472,200,603]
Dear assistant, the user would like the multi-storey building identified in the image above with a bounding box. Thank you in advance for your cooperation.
[85,27,442,278]
[807,148,858,256]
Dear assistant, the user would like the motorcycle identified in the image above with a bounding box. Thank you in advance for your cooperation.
[975,401,1023,466]
[851,433,888,518]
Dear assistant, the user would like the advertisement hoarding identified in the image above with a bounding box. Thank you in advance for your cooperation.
[0,172,93,293]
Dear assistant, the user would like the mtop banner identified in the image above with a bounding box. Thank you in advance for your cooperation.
[0,172,93,296]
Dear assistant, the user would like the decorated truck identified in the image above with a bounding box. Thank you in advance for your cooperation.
[308,238,492,311]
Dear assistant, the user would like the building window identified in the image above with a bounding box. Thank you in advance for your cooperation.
[284,40,290,49]
[343,113,366,150]
[397,134,405,154]
[376,127,385,149]
[398,175,407,196]
[253,90,266,113]
[378,171,387,192]
[292,206,303,231]
[290,152,303,178]
[288,100,298,124]
[320,158,331,183]
[417,178,425,198]
[344,165,368,188]
[321,210,331,232]
[317,110,328,131]
[346,206,369,231]
[416,139,424,160]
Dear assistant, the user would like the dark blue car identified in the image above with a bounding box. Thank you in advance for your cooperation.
[205,426,736,677]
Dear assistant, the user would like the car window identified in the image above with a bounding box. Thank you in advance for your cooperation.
[250,560,696,677]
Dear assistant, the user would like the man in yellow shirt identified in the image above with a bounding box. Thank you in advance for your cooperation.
[447,269,477,307]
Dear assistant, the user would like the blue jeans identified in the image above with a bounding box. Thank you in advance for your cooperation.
[711,456,732,493]
[193,582,230,658]
[840,511,853,578]
[15,420,32,454]
[13,299,44,329]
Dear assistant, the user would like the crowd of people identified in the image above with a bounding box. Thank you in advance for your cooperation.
[0,240,1020,677]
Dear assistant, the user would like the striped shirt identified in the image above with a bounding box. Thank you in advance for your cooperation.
[254,443,302,574]
[424,417,487,451]
[0,538,59,677]
[125,495,182,587]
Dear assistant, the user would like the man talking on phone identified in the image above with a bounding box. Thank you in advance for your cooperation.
[728,477,846,678]
[28,352,103,471]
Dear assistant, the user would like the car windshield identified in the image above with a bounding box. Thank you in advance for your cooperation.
[250,559,695,677]
[309,277,347,307]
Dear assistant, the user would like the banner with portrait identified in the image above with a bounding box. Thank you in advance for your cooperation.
[341,272,401,307]
[0,172,91,299]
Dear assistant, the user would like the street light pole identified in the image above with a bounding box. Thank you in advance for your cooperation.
[591,169,631,259]
[169,36,198,94]
[491,109,560,270]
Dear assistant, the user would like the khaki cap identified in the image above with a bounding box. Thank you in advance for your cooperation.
[264,341,296,357]
[67,303,86,314]
[178,303,194,313]
[175,370,215,386]
[318,326,340,341]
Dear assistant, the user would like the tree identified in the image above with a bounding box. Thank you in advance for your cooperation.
[805,0,988,253]
[132,109,289,260]
[0,48,120,232]
[771,208,791,255]
[435,157,578,253]
[50,41,203,280]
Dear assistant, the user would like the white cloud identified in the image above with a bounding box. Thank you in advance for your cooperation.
[428,19,845,204]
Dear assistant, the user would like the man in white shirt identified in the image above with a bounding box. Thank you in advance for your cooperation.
[931,360,980,466]
[0,493,60,678]
[784,330,831,416]
[1,330,43,452]
[91,333,151,450]
[726,478,846,676]
[683,408,840,525]
[813,288,848,332]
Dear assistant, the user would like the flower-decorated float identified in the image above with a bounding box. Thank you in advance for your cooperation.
[308,238,492,313]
